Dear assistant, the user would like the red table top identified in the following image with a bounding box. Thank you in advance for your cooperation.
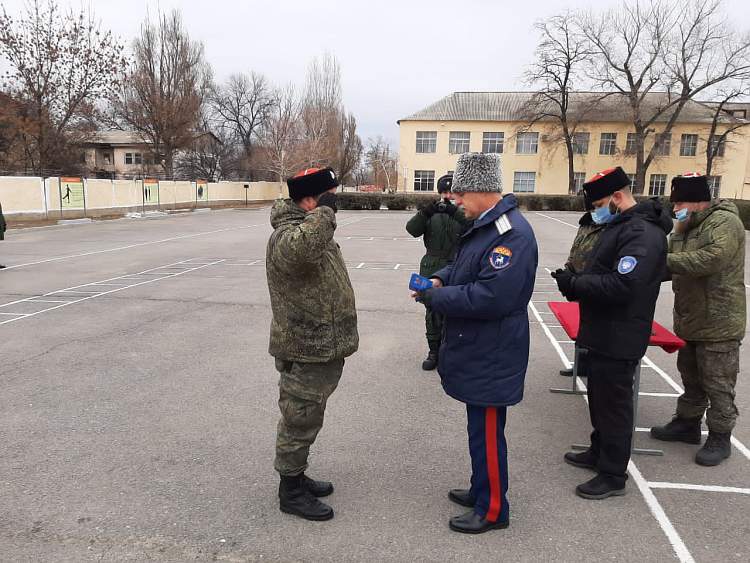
[547,302,685,354]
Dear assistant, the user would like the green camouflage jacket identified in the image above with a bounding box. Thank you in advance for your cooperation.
[266,199,359,362]
[565,212,605,274]
[405,202,470,277]
[668,200,746,342]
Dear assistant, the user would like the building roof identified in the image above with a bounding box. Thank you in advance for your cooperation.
[86,130,151,146]
[399,91,746,125]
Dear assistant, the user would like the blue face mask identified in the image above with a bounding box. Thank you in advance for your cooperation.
[675,208,690,222]
[591,201,615,225]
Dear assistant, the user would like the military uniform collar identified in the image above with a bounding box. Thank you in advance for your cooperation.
[463,194,518,237]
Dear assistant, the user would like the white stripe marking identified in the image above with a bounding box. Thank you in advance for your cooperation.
[534,212,579,229]
[638,392,681,398]
[648,482,750,496]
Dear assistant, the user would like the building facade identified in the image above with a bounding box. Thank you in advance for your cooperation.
[398,92,750,199]
[81,131,162,179]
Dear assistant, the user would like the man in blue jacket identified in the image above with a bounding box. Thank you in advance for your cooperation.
[413,152,538,534]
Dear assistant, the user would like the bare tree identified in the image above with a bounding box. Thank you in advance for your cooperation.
[365,137,397,192]
[333,111,363,185]
[0,0,125,174]
[258,85,304,182]
[300,53,343,168]
[210,72,275,178]
[703,83,750,177]
[174,113,239,181]
[524,12,595,194]
[583,0,750,193]
[111,10,212,177]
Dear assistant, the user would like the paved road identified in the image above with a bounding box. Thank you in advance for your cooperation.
[0,208,747,561]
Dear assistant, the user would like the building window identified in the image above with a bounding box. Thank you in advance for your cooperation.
[599,133,617,155]
[710,135,726,157]
[414,170,435,191]
[134,152,143,165]
[627,173,638,192]
[680,134,698,157]
[572,172,586,194]
[416,131,437,154]
[654,133,671,156]
[708,176,721,198]
[625,133,637,154]
[571,132,590,155]
[125,152,133,165]
[513,171,536,193]
[482,132,504,153]
[649,174,667,196]
[516,132,539,154]
[449,131,471,154]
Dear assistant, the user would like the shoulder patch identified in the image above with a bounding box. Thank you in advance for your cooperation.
[489,246,513,270]
[495,214,513,235]
[617,255,638,275]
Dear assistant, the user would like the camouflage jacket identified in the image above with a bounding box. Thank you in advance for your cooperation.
[565,212,605,274]
[405,202,470,277]
[668,200,746,342]
[266,199,359,362]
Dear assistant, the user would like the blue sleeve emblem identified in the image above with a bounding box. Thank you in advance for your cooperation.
[489,246,513,270]
[618,256,638,274]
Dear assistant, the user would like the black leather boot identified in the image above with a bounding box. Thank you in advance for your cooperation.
[575,474,626,500]
[448,488,476,508]
[695,432,732,466]
[564,449,597,470]
[422,351,438,371]
[650,416,702,444]
[302,474,334,497]
[449,510,509,534]
[279,475,334,521]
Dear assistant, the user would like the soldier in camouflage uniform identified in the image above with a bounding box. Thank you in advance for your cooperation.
[558,203,605,376]
[266,167,359,520]
[406,174,470,370]
[651,174,745,466]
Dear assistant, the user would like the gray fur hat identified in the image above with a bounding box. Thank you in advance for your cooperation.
[451,152,502,193]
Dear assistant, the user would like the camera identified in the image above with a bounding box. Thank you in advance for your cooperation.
[436,199,450,213]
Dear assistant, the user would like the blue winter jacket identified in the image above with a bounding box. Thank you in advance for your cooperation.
[429,195,538,407]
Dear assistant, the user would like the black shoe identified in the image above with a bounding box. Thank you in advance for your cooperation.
[449,510,509,534]
[302,474,334,497]
[279,475,334,521]
[448,488,476,508]
[564,449,597,470]
[0,264,5,269]
[695,432,732,466]
[575,475,626,500]
[422,351,438,371]
[650,416,702,444]
[559,367,574,377]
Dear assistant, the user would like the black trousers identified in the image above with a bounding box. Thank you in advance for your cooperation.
[584,351,638,484]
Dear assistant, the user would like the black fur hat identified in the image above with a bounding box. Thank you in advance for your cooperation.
[582,167,631,202]
[287,168,339,200]
[670,173,711,202]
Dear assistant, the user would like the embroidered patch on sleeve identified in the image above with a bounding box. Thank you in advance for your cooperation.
[489,246,513,270]
[617,256,638,274]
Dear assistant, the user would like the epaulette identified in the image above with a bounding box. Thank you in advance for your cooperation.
[495,214,513,235]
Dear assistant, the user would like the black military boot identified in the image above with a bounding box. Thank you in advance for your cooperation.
[650,416,702,444]
[575,474,626,500]
[279,475,334,521]
[449,510,509,534]
[695,432,732,466]
[448,488,476,508]
[564,449,597,470]
[559,367,574,376]
[422,343,439,371]
[301,474,334,497]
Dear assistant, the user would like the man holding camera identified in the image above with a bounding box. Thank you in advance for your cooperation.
[266,167,359,521]
[406,174,469,370]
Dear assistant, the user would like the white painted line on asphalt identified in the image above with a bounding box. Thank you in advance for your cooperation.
[639,392,681,398]
[0,224,261,272]
[394,264,401,270]
[356,263,365,269]
[641,356,685,394]
[529,300,695,563]
[0,312,26,316]
[27,299,69,304]
[648,482,750,496]
[534,212,579,229]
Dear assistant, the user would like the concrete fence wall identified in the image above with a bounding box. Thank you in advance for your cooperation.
[0,176,288,219]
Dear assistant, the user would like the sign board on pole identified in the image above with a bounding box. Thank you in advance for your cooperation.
[143,178,159,205]
[196,179,208,202]
[59,177,85,209]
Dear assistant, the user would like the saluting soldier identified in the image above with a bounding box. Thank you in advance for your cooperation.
[651,173,745,466]
[552,167,672,499]
[266,167,359,521]
[406,174,470,370]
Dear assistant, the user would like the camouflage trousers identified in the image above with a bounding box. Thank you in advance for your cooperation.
[274,358,344,477]
[425,306,444,351]
[676,340,740,433]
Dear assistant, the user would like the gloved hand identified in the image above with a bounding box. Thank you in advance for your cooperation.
[415,288,435,306]
[317,191,338,213]
[421,201,439,218]
[551,268,576,300]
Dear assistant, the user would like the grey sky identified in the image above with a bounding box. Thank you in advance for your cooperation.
[2,0,750,147]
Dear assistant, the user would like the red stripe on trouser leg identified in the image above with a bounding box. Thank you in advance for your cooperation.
[485,407,502,522]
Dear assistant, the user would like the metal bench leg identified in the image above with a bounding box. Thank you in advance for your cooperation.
[550,345,587,395]
[631,362,663,456]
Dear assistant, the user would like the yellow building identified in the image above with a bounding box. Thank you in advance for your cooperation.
[398,92,750,199]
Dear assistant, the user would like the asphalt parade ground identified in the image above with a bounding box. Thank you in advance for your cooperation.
[1,207,748,562]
